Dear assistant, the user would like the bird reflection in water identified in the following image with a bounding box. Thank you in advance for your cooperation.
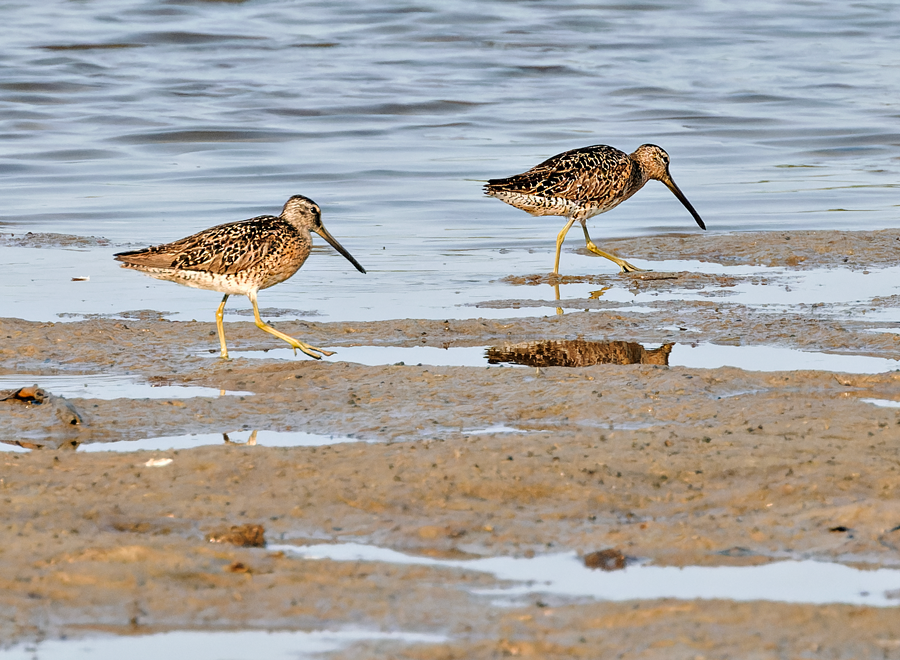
[486,339,673,368]
[223,430,258,446]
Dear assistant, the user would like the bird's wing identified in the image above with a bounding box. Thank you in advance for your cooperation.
[115,216,287,276]
[487,146,635,204]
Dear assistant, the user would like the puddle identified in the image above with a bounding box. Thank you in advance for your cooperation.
[718,265,900,308]
[862,399,900,409]
[0,431,365,453]
[275,543,900,608]
[465,424,544,435]
[226,341,900,374]
[0,374,252,400]
[535,263,900,311]
[0,629,446,660]
[78,430,364,452]
[668,343,900,374]
[229,345,491,367]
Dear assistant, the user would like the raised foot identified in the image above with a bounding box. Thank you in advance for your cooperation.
[583,241,646,274]
[288,340,335,360]
[252,314,336,359]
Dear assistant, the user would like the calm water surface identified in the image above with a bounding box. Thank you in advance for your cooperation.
[1,1,898,322]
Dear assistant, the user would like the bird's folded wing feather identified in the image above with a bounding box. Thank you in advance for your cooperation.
[116,216,284,276]
[520,149,634,201]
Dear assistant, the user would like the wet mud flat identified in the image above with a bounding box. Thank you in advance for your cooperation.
[2,229,900,658]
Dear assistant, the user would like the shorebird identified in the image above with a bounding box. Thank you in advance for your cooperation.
[484,144,706,274]
[114,195,366,360]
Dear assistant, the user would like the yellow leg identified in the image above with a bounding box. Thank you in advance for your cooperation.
[554,283,564,316]
[216,294,230,359]
[580,222,645,273]
[248,291,334,359]
[589,286,612,299]
[554,217,577,275]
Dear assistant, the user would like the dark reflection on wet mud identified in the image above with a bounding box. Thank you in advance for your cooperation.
[486,340,673,368]
[1,385,84,452]
[583,548,628,571]
[1,437,80,451]
[223,429,258,445]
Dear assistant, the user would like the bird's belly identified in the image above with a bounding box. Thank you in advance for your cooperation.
[491,191,581,217]
[491,190,634,220]
[129,266,261,295]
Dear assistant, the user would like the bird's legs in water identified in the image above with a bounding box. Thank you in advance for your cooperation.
[554,218,577,275]
[553,214,644,312]
[248,290,335,359]
[579,220,644,273]
[554,217,643,273]
[216,294,230,359]
[552,222,572,314]
[553,283,564,316]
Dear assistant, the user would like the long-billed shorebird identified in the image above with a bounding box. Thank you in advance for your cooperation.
[484,144,706,274]
[114,195,366,360]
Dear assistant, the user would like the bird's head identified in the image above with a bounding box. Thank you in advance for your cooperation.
[631,144,671,181]
[280,194,323,231]
[630,145,706,230]
[280,194,366,274]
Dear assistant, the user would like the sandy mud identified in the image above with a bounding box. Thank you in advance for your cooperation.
[1,229,899,658]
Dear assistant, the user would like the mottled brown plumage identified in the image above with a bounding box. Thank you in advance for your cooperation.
[114,195,366,359]
[485,144,705,274]
[487,339,673,367]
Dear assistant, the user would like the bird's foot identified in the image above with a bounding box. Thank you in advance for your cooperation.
[583,241,646,273]
[254,317,335,359]
[619,261,647,273]
[289,340,335,360]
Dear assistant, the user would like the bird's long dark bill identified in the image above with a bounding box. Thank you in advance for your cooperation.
[315,227,367,274]
[663,176,706,230]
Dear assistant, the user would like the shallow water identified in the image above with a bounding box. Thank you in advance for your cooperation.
[466,424,543,435]
[231,342,900,374]
[79,429,363,452]
[276,543,900,608]
[232,345,490,366]
[0,374,251,400]
[0,629,446,660]
[543,263,900,312]
[2,1,899,323]
[863,398,900,409]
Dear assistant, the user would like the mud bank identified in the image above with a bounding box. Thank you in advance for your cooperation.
[1,229,899,658]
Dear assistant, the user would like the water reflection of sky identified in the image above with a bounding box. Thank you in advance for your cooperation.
[277,543,900,608]
[5,245,900,324]
[0,629,446,660]
[0,374,251,399]
[226,343,900,375]
[2,1,900,324]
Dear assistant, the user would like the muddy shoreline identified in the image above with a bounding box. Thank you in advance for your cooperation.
[2,229,900,657]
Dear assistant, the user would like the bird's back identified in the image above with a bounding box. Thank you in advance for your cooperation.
[114,215,310,292]
[485,145,644,218]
